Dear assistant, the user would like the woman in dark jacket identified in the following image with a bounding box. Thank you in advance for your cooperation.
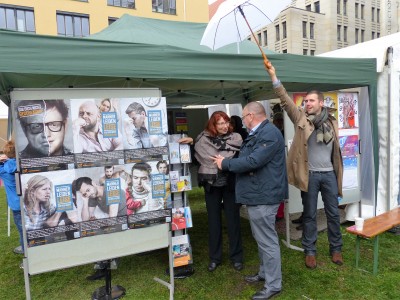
[181,111,244,272]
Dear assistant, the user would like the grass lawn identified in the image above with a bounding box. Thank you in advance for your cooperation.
[0,187,399,299]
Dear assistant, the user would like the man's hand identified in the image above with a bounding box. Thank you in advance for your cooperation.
[142,180,151,192]
[211,155,224,170]
[264,59,278,83]
[73,118,87,131]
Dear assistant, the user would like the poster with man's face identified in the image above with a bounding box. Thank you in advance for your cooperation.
[13,99,75,173]
[119,97,168,150]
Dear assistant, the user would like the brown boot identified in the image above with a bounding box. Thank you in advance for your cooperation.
[305,255,317,269]
[331,252,343,266]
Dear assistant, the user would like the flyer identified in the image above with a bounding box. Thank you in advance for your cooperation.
[172,234,193,267]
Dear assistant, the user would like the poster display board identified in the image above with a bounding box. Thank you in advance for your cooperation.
[287,92,360,214]
[11,89,175,285]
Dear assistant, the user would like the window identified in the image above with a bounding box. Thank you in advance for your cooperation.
[263,30,268,46]
[371,7,375,21]
[275,25,280,41]
[303,49,308,55]
[282,49,287,53]
[108,17,118,25]
[337,25,341,41]
[152,0,176,15]
[257,32,261,44]
[337,0,340,14]
[343,0,347,16]
[314,1,320,13]
[0,5,35,32]
[361,4,364,19]
[355,28,359,43]
[377,9,380,23]
[57,12,89,37]
[377,32,380,38]
[361,29,364,42]
[355,3,359,18]
[306,5,311,11]
[302,21,307,38]
[108,0,135,9]
[310,50,315,56]
[372,31,375,39]
[310,22,314,39]
[344,26,347,42]
[282,21,287,39]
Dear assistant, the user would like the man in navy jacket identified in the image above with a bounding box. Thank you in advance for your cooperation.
[213,101,288,300]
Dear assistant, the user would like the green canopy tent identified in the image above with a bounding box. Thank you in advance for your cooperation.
[0,15,376,107]
[0,14,378,198]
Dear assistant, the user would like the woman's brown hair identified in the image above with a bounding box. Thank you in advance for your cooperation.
[205,111,233,137]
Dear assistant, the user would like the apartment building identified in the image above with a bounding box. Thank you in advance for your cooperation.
[0,0,209,36]
[255,0,400,55]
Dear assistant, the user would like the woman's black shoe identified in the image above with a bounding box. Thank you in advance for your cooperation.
[208,262,219,272]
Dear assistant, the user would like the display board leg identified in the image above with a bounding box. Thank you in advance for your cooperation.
[281,200,303,252]
[92,260,126,300]
[23,258,31,300]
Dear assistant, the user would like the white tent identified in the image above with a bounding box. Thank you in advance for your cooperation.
[320,32,400,218]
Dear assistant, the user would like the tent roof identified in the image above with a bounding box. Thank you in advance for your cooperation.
[0,15,377,107]
[319,32,400,72]
[89,14,276,55]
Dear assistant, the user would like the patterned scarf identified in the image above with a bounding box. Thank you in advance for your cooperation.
[194,131,242,178]
[308,107,334,144]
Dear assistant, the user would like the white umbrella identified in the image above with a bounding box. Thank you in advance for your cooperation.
[201,0,292,64]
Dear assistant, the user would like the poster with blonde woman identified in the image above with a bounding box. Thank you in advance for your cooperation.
[21,170,79,247]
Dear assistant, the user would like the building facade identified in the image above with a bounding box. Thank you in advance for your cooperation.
[255,0,400,55]
[0,0,209,36]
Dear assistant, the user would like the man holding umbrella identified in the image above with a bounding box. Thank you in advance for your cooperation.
[265,61,344,270]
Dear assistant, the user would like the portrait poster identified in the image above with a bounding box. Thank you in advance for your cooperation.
[70,98,124,168]
[292,92,306,108]
[13,99,75,173]
[75,166,128,238]
[119,97,168,151]
[338,92,359,129]
[339,134,359,190]
[323,92,339,119]
[21,169,80,247]
[125,160,171,228]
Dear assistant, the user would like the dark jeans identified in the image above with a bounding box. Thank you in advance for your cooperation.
[301,171,342,255]
[204,185,243,264]
[12,210,24,250]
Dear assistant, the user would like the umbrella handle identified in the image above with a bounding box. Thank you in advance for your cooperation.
[238,5,271,68]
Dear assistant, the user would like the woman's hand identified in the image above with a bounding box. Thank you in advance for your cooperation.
[178,137,193,145]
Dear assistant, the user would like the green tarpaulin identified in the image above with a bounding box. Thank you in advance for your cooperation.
[0,14,376,107]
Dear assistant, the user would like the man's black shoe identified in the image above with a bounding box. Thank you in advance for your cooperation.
[244,273,265,283]
[86,269,106,281]
[252,288,281,300]
[233,262,243,271]
[292,214,303,224]
[208,262,219,272]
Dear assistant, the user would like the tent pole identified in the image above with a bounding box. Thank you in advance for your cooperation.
[386,47,393,211]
